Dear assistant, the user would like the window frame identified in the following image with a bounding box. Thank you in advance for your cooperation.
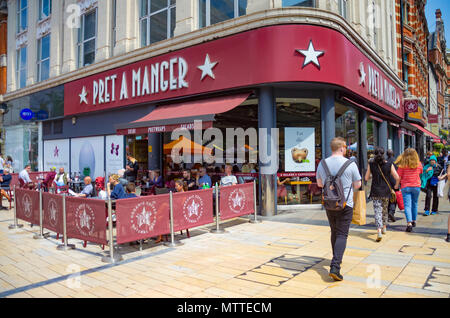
[140,0,176,47]
[77,8,98,68]
[38,0,52,21]
[37,34,51,82]
[16,46,27,89]
[281,0,316,8]
[199,0,247,28]
[16,0,28,34]
[338,0,347,19]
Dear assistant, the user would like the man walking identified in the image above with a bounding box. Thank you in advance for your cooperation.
[316,137,362,281]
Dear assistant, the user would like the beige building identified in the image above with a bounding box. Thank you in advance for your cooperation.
[3,0,400,94]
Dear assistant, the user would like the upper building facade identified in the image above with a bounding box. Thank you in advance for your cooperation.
[3,0,400,96]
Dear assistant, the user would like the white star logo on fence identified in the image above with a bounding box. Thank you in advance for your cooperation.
[187,200,200,218]
[231,192,243,208]
[79,207,91,230]
[136,207,152,228]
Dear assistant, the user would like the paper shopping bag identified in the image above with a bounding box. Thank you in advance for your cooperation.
[351,190,366,225]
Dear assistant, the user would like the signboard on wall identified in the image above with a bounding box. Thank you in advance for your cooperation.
[105,135,124,177]
[284,128,315,172]
[43,139,70,172]
[71,136,104,179]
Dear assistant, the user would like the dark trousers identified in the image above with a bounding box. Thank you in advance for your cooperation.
[424,185,439,212]
[388,201,396,217]
[326,206,353,271]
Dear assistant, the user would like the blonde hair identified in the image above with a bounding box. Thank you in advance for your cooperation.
[110,174,120,182]
[330,137,346,152]
[395,148,420,169]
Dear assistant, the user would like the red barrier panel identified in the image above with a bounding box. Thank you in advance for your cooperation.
[65,197,108,245]
[15,188,40,225]
[9,172,50,187]
[42,192,64,234]
[219,183,255,221]
[10,173,19,187]
[172,189,214,232]
[116,194,171,244]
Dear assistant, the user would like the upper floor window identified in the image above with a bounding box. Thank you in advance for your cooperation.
[403,53,409,84]
[77,9,97,68]
[37,34,50,82]
[403,1,409,25]
[338,0,347,19]
[282,0,315,7]
[140,0,176,47]
[199,0,247,28]
[16,46,27,89]
[17,0,28,33]
[39,0,52,20]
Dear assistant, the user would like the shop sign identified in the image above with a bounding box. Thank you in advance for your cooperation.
[428,114,438,124]
[359,63,401,110]
[65,25,404,118]
[404,100,419,113]
[20,108,34,120]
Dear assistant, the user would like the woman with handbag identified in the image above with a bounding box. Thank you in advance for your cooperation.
[365,147,400,242]
[396,148,423,232]
[422,155,444,216]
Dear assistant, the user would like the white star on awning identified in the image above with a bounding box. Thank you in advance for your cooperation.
[79,86,88,105]
[198,54,218,80]
[297,40,325,69]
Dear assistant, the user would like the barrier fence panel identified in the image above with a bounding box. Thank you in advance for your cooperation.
[10,173,19,187]
[42,192,64,235]
[116,194,171,245]
[15,188,40,225]
[219,183,255,221]
[172,188,214,233]
[65,197,108,245]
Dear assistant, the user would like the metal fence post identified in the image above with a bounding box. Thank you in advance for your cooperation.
[34,189,49,239]
[249,180,261,223]
[57,194,75,250]
[164,191,183,247]
[211,183,226,233]
[102,199,122,263]
[9,186,23,229]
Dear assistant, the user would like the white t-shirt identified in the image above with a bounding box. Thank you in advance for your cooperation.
[220,175,238,187]
[0,157,4,170]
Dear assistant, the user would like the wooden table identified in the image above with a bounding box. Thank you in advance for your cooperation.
[288,181,312,204]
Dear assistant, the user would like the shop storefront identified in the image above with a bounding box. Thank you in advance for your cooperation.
[2,85,64,172]
[61,24,404,215]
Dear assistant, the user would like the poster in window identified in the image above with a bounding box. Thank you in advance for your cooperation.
[70,136,104,179]
[285,128,315,172]
[106,135,124,177]
[43,139,70,173]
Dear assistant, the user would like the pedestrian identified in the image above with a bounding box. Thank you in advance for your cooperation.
[395,148,423,232]
[421,155,444,216]
[316,137,362,281]
[124,154,139,183]
[386,150,399,222]
[438,149,449,173]
[365,147,400,242]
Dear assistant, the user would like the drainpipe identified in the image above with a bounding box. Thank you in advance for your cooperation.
[400,0,405,85]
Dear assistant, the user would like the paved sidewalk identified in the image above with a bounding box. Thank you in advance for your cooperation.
[0,193,449,298]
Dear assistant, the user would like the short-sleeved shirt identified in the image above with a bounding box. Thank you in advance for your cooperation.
[81,184,93,197]
[220,175,238,187]
[316,156,362,208]
[397,163,423,189]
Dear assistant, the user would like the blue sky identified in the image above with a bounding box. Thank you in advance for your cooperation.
[425,0,450,51]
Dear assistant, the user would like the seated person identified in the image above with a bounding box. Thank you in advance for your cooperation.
[125,182,138,198]
[175,180,186,192]
[183,169,197,191]
[232,165,245,184]
[107,174,127,199]
[41,167,57,192]
[54,167,70,186]
[19,165,35,189]
[95,177,107,200]
[220,165,238,187]
[0,168,12,210]
[148,170,164,188]
[68,177,94,197]
[196,166,212,189]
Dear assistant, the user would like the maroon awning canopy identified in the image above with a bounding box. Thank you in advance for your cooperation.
[116,92,251,135]
[410,123,441,141]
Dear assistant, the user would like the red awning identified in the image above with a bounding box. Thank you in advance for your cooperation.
[410,123,441,140]
[116,92,251,135]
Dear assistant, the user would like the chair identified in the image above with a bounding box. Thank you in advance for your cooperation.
[53,182,69,194]
[18,178,25,188]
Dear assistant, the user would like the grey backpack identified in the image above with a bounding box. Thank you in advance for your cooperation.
[320,158,355,212]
